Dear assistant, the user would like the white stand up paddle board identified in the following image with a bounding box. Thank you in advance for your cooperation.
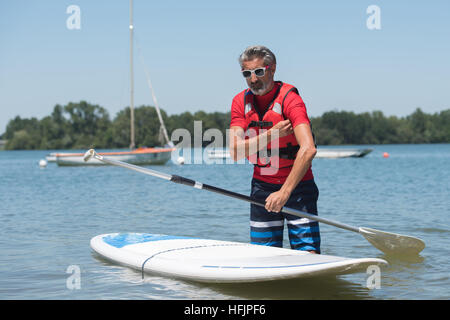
[91,233,388,283]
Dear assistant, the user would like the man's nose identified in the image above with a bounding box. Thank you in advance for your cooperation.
[250,72,258,82]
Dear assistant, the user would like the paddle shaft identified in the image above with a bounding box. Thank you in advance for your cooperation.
[89,151,360,234]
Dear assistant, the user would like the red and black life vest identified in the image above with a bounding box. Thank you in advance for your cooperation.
[243,81,313,169]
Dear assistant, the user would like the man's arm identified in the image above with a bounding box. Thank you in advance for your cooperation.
[264,123,317,212]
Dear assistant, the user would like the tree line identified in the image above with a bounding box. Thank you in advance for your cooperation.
[1,101,449,150]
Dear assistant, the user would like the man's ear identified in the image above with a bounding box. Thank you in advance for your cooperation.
[271,64,276,74]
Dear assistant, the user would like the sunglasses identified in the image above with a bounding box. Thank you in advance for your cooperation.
[241,65,270,78]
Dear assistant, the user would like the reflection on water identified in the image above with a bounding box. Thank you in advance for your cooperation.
[201,276,373,300]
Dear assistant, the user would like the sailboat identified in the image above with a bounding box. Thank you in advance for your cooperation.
[55,0,174,166]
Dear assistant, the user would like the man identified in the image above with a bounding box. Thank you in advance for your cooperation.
[229,45,320,253]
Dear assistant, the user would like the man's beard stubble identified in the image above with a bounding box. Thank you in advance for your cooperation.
[249,79,271,96]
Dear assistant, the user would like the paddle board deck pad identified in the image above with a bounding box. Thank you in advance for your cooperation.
[90,233,388,283]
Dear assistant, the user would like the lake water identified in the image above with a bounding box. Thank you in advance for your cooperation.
[0,144,449,300]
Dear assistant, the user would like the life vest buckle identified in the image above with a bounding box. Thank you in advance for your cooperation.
[248,120,273,128]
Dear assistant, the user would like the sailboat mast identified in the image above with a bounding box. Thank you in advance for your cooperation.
[129,0,135,150]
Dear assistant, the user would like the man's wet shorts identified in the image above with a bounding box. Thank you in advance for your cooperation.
[250,178,321,253]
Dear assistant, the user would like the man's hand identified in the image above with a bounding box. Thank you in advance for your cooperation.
[264,189,291,212]
[270,119,293,138]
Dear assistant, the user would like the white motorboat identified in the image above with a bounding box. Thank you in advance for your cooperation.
[315,148,373,158]
[207,148,373,160]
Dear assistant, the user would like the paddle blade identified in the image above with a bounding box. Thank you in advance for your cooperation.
[359,227,425,256]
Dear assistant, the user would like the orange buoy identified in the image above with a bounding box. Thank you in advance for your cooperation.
[383,152,389,158]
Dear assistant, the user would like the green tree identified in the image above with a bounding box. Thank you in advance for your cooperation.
[63,101,111,148]
[4,116,41,149]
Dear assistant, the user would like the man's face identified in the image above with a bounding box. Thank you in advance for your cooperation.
[241,58,275,96]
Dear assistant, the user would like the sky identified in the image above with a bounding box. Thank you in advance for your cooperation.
[1,0,449,134]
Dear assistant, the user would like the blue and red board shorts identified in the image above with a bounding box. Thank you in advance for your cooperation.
[250,178,321,253]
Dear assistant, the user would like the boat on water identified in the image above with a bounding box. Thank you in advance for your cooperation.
[207,149,231,159]
[55,147,173,166]
[314,148,373,158]
[45,153,57,162]
[53,0,174,166]
[207,148,373,159]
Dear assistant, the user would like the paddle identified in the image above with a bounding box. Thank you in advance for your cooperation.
[83,149,425,256]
